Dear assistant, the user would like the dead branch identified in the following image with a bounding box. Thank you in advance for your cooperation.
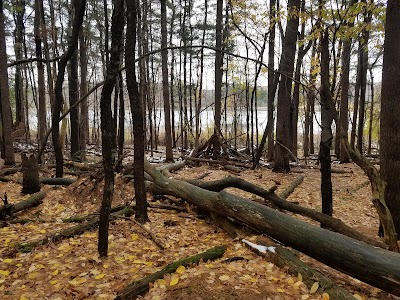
[115,245,227,300]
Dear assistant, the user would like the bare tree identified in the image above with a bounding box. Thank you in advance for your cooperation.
[98,0,125,257]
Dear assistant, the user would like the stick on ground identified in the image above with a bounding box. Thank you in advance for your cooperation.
[115,245,227,300]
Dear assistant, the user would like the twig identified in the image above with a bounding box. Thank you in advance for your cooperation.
[112,214,165,249]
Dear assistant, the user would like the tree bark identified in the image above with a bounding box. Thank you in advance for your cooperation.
[380,0,400,236]
[21,154,41,194]
[319,30,333,216]
[52,0,86,177]
[144,160,400,296]
[161,0,174,162]
[214,0,223,133]
[0,0,15,164]
[126,0,149,224]
[98,0,125,257]
[273,0,300,173]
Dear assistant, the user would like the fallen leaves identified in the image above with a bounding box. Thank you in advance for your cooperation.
[0,164,388,299]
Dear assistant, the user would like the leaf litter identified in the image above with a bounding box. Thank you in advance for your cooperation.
[0,162,398,299]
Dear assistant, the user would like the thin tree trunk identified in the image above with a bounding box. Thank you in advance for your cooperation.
[0,0,15,164]
[319,30,333,216]
[52,0,86,177]
[79,29,88,152]
[98,0,124,257]
[126,0,149,224]
[161,0,174,161]
[34,0,47,152]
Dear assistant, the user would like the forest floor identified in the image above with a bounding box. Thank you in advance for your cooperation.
[0,152,397,300]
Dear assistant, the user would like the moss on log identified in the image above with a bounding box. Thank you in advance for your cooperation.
[116,245,227,300]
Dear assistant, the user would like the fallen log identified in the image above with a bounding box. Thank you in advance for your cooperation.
[278,175,304,199]
[253,236,357,300]
[144,160,400,296]
[0,191,46,220]
[116,245,227,300]
[40,177,76,186]
[180,176,385,249]
[4,206,134,257]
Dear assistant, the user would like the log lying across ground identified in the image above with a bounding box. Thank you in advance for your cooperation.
[4,206,134,257]
[116,245,227,300]
[0,191,46,220]
[180,176,385,249]
[144,160,400,296]
[253,236,357,300]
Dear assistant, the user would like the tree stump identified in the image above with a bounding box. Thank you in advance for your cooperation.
[21,154,40,194]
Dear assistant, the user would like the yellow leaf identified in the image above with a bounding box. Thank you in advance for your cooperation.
[36,264,45,269]
[170,277,179,286]
[322,293,330,300]
[103,264,109,269]
[219,275,230,281]
[39,229,46,233]
[50,280,58,285]
[176,265,186,274]
[310,282,319,294]
[288,278,294,284]
[353,294,363,300]
[19,296,28,300]
[28,272,40,279]
[69,278,87,285]
[3,259,13,264]
[34,253,43,259]
[95,273,106,280]
[131,234,138,241]
[297,273,303,282]
[301,295,310,300]
[52,270,59,276]
[277,288,285,293]
[156,279,166,285]
[145,262,153,267]
[16,264,22,268]
[294,281,303,287]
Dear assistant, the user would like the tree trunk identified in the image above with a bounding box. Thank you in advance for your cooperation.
[34,0,47,153]
[273,0,300,172]
[144,159,400,296]
[214,0,223,133]
[126,0,149,224]
[161,0,174,161]
[380,0,400,236]
[21,154,41,194]
[267,0,276,161]
[68,48,80,160]
[356,5,371,154]
[0,0,15,164]
[13,0,25,127]
[338,0,356,163]
[52,0,86,177]
[98,0,124,257]
[79,29,88,155]
[319,30,333,216]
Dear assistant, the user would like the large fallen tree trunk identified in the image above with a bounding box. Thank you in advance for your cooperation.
[148,176,385,248]
[144,160,400,296]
